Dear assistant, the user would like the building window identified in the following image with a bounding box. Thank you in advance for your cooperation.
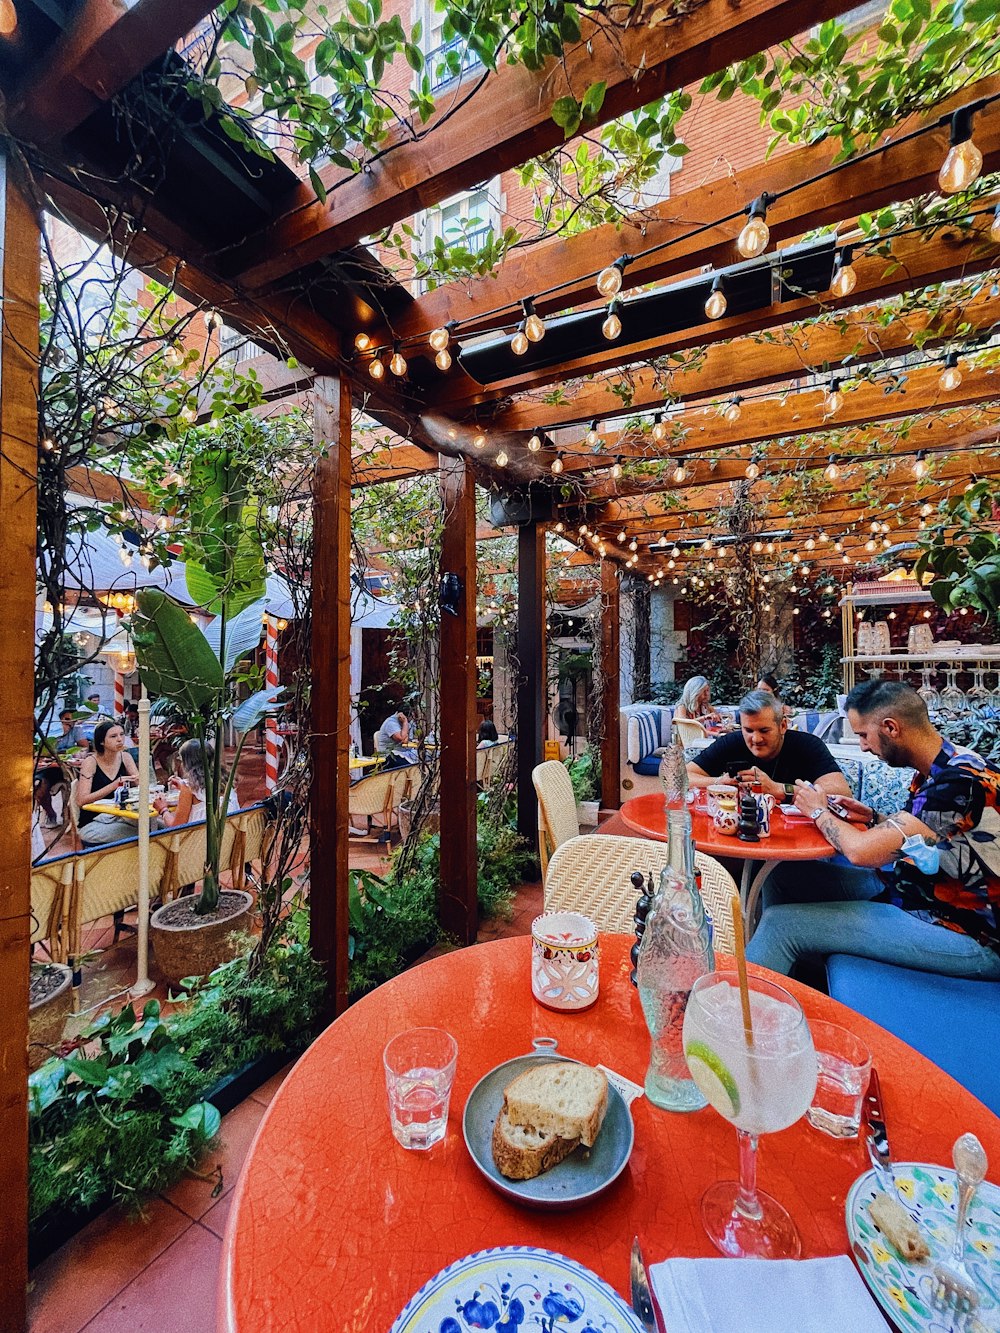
[422,183,498,256]
[815,0,885,38]
[418,1,483,93]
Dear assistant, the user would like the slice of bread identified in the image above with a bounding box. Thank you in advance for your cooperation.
[491,1109,579,1180]
[502,1062,608,1148]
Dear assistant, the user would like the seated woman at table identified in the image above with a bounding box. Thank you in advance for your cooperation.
[35,709,87,827]
[756,672,795,720]
[477,718,499,745]
[76,720,141,845]
[686,688,851,801]
[674,675,722,727]
[152,738,238,826]
[747,679,1000,982]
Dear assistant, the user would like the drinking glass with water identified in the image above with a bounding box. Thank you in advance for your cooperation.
[805,1020,871,1139]
[383,1027,457,1151]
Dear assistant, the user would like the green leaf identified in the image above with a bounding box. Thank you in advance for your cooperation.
[404,42,423,71]
[308,166,327,204]
[171,1101,222,1142]
[581,81,607,120]
[551,95,582,137]
[132,589,224,715]
[202,597,268,672]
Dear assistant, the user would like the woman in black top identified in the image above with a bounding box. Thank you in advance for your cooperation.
[77,721,140,845]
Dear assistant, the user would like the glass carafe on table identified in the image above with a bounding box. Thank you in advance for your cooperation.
[638,742,715,1112]
[683,972,817,1258]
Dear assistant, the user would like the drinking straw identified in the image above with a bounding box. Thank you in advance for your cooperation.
[730,893,754,1046]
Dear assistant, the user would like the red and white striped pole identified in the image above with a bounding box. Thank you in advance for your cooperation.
[114,670,125,719]
[264,615,280,792]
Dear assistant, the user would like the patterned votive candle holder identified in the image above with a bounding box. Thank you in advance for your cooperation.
[531,911,600,1011]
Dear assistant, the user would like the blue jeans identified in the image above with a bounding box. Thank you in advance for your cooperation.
[747,899,1000,981]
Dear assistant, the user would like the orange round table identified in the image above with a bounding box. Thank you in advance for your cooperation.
[620,792,842,925]
[220,935,1000,1332]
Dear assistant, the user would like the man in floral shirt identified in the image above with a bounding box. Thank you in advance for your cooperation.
[748,680,1000,980]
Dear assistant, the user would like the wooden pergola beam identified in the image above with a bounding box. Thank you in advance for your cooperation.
[230,0,862,290]
[451,225,1000,422]
[9,0,222,144]
[395,77,1000,347]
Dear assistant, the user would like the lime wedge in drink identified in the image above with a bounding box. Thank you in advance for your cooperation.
[685,1040,741,1118]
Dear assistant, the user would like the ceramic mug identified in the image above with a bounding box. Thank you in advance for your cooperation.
[707,783,735,816]
[712,807,739,836]
[531,912,599,1011]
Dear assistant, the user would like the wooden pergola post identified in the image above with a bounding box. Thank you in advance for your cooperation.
[310,372,352,1021]
[437,455,478,943]
[0,153,39,1333]
[516,522,545,848]
[600,561,621,811]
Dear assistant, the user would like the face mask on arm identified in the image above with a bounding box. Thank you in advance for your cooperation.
[887,818,942,875]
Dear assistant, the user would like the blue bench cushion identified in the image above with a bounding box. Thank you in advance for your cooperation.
[826,954,1000,1116]
[633,754,662,777]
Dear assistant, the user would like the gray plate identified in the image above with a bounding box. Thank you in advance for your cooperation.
[463,1053,634,1210]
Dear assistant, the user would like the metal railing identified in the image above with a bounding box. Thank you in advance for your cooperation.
[425,36,483,93]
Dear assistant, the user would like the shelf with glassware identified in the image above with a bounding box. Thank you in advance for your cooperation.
[839,581,1000,712]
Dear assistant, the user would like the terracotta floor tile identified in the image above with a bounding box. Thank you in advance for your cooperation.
[163,1096,266,1221]
[200,1191,233,1241]
[28,1198,192,1333]
[249,1060,295,1106]
[79,1222,221,1333]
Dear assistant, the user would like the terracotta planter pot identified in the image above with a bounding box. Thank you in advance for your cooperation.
[29,963,73,1072]
[150,890,254,988]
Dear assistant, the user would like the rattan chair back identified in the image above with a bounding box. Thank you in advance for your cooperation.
[531,759,580,878]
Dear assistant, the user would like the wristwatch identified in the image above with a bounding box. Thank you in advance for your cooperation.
[783,782,795,799]
[809,806,826,821]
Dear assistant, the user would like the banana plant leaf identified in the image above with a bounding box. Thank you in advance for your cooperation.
[132,590,223,714]
[232,686,285,734]
[182,450,266,618]
[202,597,267,672]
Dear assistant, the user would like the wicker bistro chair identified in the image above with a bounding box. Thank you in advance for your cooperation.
[542,833,737,956]
[672,717,708,746]
[531,759,580,879]
[348,763,419,840]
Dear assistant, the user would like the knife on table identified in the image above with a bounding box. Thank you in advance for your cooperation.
[630,1236,664,1333]
[864,1067,897,1196]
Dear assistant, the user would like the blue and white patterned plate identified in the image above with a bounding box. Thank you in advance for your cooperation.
[389,1246,645,1332]
[846,1163,1000,1332]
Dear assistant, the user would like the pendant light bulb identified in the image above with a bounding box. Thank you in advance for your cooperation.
[429,326,450,352]
[522,298,545,343]
[596,256,627,299]
[745,460,760,480]
[830,248,857,299]
[435,348,452,371]
[551,453,564,474]
[496,449,509,467]
[651,413,667,443]
[825,457,841,481]
[672,462,686,484]
[724,397,743,423]
[704,275,727,320]
[736,195,772,259]
[163,342,184,368]
[914,452,928,479]
[939,351,962,392]
[511,323,529,356]
[527,433,542,453]
[354,331,373,352]
[826,379,843,414]
[939,107,983,194]
[389,345,407,377]
[368,356,385,380]
[611,458,623,480]
[601,299,622,341]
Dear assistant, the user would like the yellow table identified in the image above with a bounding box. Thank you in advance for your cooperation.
[82,797,177,822]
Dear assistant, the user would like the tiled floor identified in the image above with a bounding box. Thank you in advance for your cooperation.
[28,874,542,1332]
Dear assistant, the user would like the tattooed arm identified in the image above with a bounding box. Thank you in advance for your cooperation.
[792,780,931,867]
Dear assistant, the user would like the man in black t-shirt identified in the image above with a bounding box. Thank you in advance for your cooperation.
[687,689,851,802]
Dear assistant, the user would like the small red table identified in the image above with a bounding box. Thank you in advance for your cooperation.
[220,935,1000,1332]
[620,792,841,927]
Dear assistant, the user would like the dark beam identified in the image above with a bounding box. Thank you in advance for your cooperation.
[309,372,353,1020]
[0,155,40,1333]
[516,523,546,850]
[438,454,478,944]
[231,0,862,290]
[600,561,621,810]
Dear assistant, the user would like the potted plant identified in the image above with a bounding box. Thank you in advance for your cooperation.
[915,480,1000,620]
[564,751,601,828]
[28,961,74,1072]
[131,447,281,986]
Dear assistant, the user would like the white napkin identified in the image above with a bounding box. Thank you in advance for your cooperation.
[649,1256,885,1333]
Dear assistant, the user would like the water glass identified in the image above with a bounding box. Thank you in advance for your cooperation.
[805,1020,871,1139]
[383,1027,457,1150]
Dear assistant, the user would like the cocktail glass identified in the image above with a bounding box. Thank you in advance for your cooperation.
[683,972,817,1259]
[917,666,942,715]
[940,666,965,717]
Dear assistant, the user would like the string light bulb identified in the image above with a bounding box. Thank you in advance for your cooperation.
[596,255,628,299]
[825,456,841,481]
[368,356,385,380]
[354,332,372,352]
[825,378,843,414]
[203,309,223,332]
[601,299,622,341]
[495,449,509,467]
[939,105,984,194]
[611,458,623,480]
[724,397,743,423]
[389,344,407,377]
[522,298,545,343]
[913,451,928,478]
[163,342,184,368]
[939,351,962,392]
[527,433,542,452]
[736,194,772,259]
[830,247,857,299]
[429,326,450,352]
[473,433,486,449]
[992,201,1000,245]
[551,453,564,474]
[511,322,529,356]
[672,461,686,483]
[435,348,452,371]
[745,460,760,480]
[651,413,668,443]
[586,420,600,447]
[920,502,934,517]
[704,275,727,320]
